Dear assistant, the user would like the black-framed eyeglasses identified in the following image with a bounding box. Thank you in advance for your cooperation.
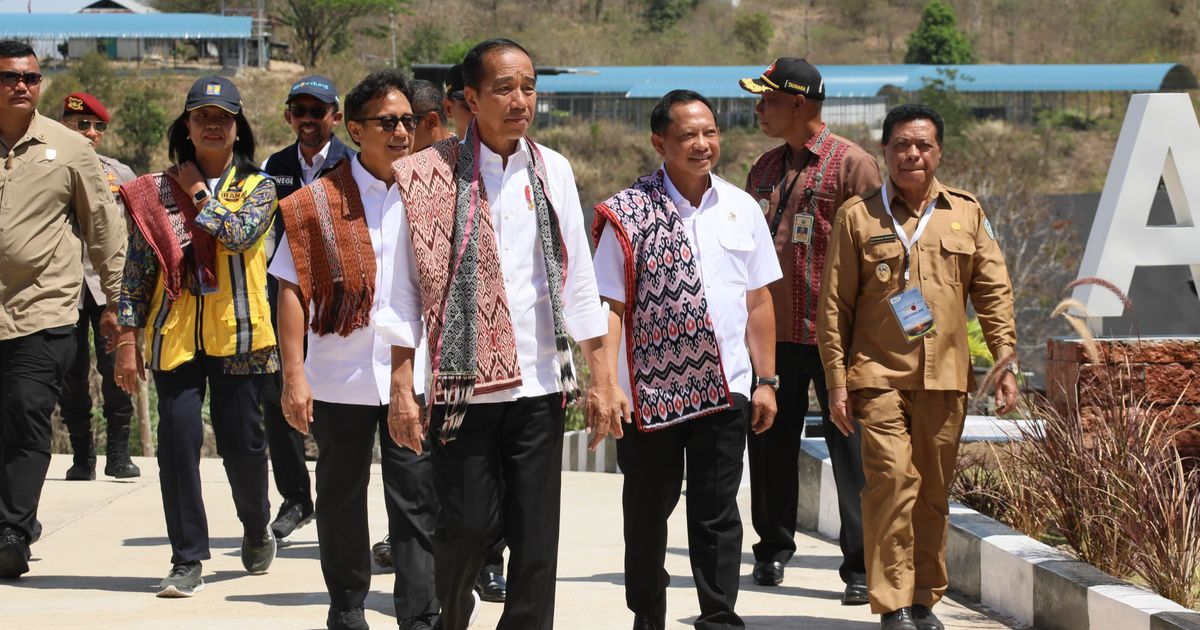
[0,71,43,88]
[287,104,332,119]
[74,120,109,132]
[351,114,417,133]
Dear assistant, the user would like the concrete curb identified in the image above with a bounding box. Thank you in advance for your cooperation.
[797,439,1200,630]
[561,429,619,473]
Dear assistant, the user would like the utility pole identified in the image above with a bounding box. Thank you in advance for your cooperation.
[389,8,397,67]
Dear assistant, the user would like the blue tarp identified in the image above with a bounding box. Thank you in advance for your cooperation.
[0,13,252,39]
[538,63,1196,99]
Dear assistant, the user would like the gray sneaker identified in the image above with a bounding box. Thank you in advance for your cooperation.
[241,527,277,575]
[157,561,204,597]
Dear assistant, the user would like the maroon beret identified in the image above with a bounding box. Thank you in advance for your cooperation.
[63,92,110,123]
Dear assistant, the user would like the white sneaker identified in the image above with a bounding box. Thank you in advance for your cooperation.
[467,589,481,627]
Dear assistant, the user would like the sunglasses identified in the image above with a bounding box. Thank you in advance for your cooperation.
[0,71,43,87]
[74,120,109,132]
[352,114,417,133]
[287,104,332,119]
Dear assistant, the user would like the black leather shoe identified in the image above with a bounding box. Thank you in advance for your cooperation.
[842,579,869,605]
[0,527,30,578]
[632,614,665,630]
[881,607,918,630]
[912,604,945,630]
[475,569,506,603]
[752,560,784,586]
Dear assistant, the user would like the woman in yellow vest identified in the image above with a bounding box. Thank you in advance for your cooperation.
[113,76,279,598]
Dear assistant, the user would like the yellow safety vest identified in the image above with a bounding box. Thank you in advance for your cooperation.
[144,170,277,372]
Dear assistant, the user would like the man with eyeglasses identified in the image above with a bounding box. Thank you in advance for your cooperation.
[261,75,354,544]
[272,70,444,630]
[56,91,140,482]
[0,40,126,578]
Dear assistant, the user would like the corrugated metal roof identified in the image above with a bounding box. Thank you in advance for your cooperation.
[0,13,252,39]
[538,63,1197,99]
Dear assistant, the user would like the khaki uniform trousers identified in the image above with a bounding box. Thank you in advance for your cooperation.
[852,388,967,614]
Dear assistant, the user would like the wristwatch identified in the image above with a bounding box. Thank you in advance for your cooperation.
[1005,360,1020,377]
[753,375,780,391]
[193,188,211,204]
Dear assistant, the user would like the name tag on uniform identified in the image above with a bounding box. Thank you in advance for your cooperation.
[888,287,936,343]
[219,190,245,203]
[792,213,814,245]
[273,175,295,186]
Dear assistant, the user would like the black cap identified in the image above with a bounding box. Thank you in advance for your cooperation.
[739,58,825,100]
[287,75,339,105]
[185,76,242,114]
[444,64,465,102]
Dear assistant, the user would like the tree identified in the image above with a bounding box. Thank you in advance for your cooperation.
[733,11,773,56]
[642,0,699,33]
[115,82,170,173]
[278,0,405,68]
[904,0,976,64]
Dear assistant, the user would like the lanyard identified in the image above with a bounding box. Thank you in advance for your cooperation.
[880,181,937,284]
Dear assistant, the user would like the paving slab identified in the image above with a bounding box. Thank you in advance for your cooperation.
[0,455,1020,629]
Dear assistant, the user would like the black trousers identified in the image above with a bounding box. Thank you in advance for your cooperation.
[0,326,75,542]
[153,356,270,564]
[430,393,565,630]
[619,395,748,630]
[263,373,313,510]
[58,292,133,438]
[747,342,866,583]
[310,401,438,618]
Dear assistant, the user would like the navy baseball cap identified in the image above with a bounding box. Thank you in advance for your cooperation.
[739,58,825,100]
[185,76,242,114]
[288,75,339,105]
[444,64,465,102]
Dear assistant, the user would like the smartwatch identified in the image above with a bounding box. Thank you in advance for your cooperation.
[193,188,211,204]
[753,375,780,392]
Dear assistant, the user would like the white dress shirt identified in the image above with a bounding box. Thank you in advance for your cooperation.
[269,155,406,406]
[374,138,609,403]
[258,139,332,186]
[593,167,782,399]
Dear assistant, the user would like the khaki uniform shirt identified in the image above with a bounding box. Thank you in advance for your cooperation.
[80,154,136,306]
[817,178,1016,393]
[0,111,126,340]
[745,128,881,345]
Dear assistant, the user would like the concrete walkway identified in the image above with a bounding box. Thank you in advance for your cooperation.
[1,455,1020,629]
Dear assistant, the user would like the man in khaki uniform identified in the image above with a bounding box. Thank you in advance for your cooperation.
[817,103,1018,630]
[0,41,126,578]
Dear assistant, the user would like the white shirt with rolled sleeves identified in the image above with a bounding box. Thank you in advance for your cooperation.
[269,154,424,406]
[373,138,609,403]
[592,168,782,400]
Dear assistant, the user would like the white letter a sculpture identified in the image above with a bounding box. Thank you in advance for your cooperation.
[1072,93,1200,320]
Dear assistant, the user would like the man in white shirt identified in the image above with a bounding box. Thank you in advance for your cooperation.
[270,72,440,630]
[592,90,781,630]
[260,75,355,543]
[375,39,627,630]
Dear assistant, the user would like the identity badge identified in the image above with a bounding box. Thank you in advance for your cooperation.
[888,287,936,343]
[792,213,814,245]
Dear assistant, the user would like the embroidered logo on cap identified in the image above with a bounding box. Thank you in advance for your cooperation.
[206,83,222,96]
[66,96,84,111]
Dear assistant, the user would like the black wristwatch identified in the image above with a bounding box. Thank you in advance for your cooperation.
[754,375,780,391]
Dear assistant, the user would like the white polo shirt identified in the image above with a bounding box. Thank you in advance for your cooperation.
[269,154,415,406]
[592,167,782,399]
[374,138,609,403]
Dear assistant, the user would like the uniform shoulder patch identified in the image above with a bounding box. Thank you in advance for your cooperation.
[982,215,995,240]
[942,185,980,205]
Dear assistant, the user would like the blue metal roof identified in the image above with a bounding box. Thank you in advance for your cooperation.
[0,13,252,39]
[538,63,1197,99]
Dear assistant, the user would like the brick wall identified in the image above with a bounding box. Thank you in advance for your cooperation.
[1045,337,1200,460]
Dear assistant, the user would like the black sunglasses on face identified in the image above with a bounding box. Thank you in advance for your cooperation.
[287,104,332,119]
[75,120,108,132]
[0,71,43,87]
[352,115,417,133]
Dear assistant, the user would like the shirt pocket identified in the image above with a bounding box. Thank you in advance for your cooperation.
[938,236,975,285]
[862,241,904,293]
[713,225,754,288]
